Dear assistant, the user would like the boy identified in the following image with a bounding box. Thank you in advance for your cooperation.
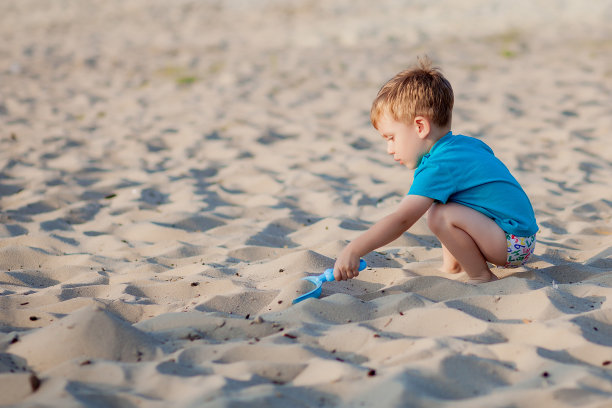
[334,57,537,284]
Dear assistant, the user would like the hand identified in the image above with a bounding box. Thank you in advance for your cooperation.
[333,246,361,281]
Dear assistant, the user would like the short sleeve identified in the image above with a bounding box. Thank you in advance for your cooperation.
[408,161,456,203]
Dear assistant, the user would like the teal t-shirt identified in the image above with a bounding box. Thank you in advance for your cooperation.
[408,132,538,237]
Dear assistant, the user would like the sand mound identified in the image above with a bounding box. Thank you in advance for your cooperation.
[9,306,160,372]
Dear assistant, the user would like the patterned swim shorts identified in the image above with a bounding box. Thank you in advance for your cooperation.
[505,233,536,268]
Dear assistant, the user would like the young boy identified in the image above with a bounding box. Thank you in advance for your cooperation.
[334,57,537,284]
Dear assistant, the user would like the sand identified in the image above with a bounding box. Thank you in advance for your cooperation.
[1,0,612,406]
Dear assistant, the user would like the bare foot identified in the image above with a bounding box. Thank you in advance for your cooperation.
[467,271,499,284]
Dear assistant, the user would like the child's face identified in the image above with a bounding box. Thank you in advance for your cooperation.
[376,114,428,169]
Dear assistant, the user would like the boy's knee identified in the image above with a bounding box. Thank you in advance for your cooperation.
[427,202,446,232]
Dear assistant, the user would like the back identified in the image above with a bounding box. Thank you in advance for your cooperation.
[408,133,538,236]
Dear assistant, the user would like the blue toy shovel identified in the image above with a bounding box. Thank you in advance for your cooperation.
[292,259,367,305]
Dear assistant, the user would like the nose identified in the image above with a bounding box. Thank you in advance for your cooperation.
[386,140,394,155]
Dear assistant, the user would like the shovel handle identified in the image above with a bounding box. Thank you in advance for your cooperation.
[323,259,367,282]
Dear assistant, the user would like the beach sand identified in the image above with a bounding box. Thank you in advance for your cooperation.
[1,0,612,406]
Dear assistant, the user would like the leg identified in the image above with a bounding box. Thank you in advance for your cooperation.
[427,202,507,283]
[441,244,463,274]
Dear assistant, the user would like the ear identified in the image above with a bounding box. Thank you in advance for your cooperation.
[413,116,431,139]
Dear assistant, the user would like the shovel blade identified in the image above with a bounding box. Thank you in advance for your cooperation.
[291,276,322,305]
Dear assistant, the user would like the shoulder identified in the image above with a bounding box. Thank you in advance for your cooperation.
[432,135,495,162]
[448,134,492,150]
[419,134,497,176]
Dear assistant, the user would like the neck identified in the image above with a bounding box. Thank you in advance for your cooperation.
[424,125,451,152]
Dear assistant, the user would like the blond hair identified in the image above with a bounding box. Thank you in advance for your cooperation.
[371,56,454,129]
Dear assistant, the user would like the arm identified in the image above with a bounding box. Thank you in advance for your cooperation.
[334,195,434,280]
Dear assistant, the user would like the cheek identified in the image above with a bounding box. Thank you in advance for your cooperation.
[396,139,407,153]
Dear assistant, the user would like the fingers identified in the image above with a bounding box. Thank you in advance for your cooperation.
[333,265,360,281]
[333,249,361,281]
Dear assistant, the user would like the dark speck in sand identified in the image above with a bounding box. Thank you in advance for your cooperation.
[29,374,41,391]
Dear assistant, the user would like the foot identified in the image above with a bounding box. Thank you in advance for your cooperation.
[466,271,499,284]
